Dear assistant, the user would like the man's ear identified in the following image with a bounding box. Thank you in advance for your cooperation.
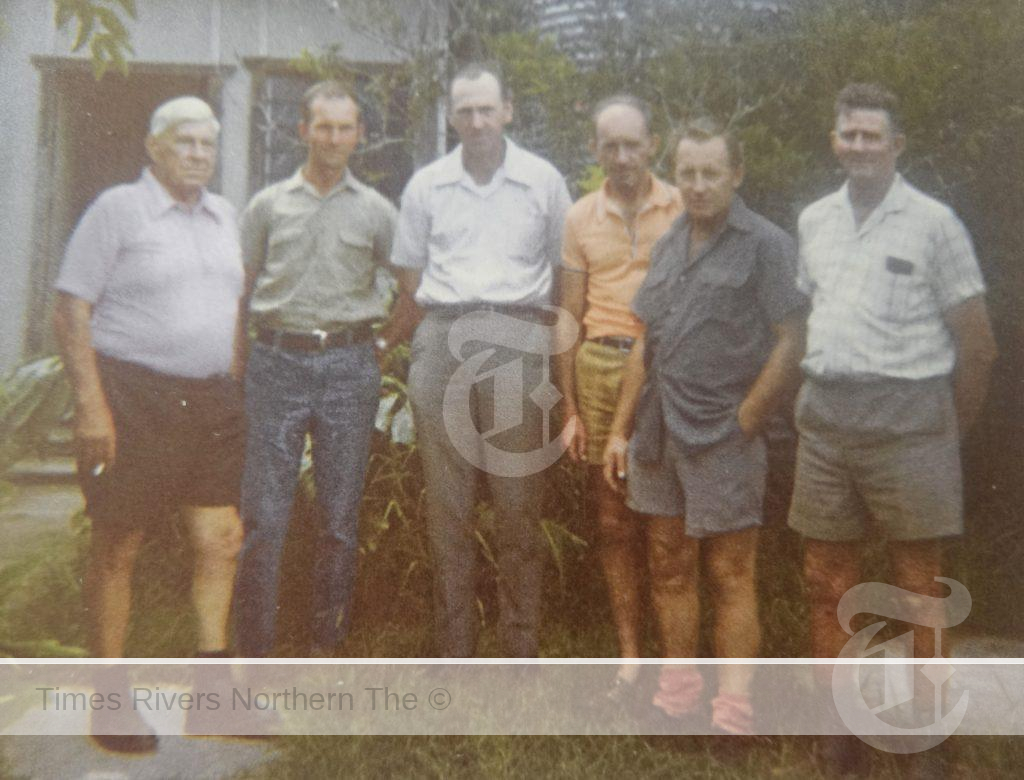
[893,132,906,158]
[298,120,309,144]
[732,163,746,189]
[588,136,597,158]
[143,134,158,164]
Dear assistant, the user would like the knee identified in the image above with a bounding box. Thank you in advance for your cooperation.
[195,521,244,563]
[648,534,697,592]
[90,533,144,577]
[804,553,854,609]
[597,511,638,548]
[706,551,755,600]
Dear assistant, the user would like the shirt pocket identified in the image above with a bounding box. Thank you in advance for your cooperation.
[861,254,928,322]
[333,228,377,290]
[501,193,545,259]
[696,258,756,326]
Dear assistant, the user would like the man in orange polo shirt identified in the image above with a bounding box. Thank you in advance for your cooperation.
[555,94,684,707]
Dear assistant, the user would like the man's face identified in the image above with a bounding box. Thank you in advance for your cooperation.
[448,73,512,156]
[146,120,218,202]
[300,95,362,174]
[674,136,743,227]
[831,108,904,188]
[592,104,656,196]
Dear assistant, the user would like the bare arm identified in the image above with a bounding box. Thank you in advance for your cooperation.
[52,292,116,469]
[737,312,806,437]
[554,268,587,462]
[601,333,647,493]
[230,266,258,380]
[377,268,423,349]
[943,295,998,433]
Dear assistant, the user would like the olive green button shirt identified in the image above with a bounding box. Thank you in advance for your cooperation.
[242,167,397,331]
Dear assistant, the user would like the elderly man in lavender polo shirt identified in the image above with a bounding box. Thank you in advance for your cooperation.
[53,96,246,751]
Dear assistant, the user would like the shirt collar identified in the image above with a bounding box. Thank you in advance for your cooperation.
[140,167,222,222]
[433,137,531,187]
[284,166,358,197]
[595,174,675,222]
[836,172,909,216]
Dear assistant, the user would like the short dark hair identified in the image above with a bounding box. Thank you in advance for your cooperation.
[834,83,902,134]
[672,116,744,170]
[449,61,510,103]
[301,80,359,124]
[592,94,653,136]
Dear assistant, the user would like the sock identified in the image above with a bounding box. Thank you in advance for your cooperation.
[616,663,641,684]
[711,692,755,735]
[652,666,704,718]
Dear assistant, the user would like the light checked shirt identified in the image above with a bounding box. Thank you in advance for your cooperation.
[391,138,572,307]
[798,174,986,380]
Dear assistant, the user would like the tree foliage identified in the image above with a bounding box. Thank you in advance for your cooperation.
[52,0,136,78]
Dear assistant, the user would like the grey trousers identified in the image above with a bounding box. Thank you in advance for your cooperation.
[408,310,551,657]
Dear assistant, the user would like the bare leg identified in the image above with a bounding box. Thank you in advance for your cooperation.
[183,505,244,653]
[86,524,146,657]
[647,515,699,658]
[704,527,761,698]
[588,465,645,663]
[804,538,862,686]
[889,539,946,658]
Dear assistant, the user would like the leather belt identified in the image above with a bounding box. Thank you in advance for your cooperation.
[426,303,553,324]
[589,336,635,352]
[256,322,375,352]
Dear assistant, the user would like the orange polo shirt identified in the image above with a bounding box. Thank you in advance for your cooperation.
[561,175,682,339]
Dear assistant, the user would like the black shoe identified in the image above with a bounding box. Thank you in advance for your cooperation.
[815,734,872,778]
[90,708,158,754]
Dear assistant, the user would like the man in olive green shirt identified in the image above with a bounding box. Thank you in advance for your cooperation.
[234,81,400,657]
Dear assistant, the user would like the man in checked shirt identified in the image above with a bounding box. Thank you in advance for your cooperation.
[788,84,997,773]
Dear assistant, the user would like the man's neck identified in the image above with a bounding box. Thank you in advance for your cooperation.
[607,174,653,218]
[689,211,729,253]
[303,163,346,197]
[462,140,506,186]
[847,172,895,228]
[150,167,201,207]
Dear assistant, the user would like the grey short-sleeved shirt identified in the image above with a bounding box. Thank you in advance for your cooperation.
[242,168,397,331]
[631,197,807,460]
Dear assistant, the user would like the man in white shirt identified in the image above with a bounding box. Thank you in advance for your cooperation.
[788,83,997,773]
[391,62,571,657]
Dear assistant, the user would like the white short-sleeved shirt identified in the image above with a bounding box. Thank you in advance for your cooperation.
[55,169,244,378]
[390,139,571,307]
[798,174,985,380]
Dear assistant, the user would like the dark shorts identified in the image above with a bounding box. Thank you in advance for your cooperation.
[79,355,245,527]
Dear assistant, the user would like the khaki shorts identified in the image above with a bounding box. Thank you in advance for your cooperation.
[626,430,767,539]
[787,378,963,541]
[574,340,629,465]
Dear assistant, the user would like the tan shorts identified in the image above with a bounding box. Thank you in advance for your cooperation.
[574,340,629,465]
[787,378,963,542]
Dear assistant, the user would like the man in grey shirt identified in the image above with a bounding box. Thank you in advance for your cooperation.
[604,119,806,735]
[233,81,400,657]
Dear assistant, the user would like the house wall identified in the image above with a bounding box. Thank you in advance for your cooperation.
[0,0,440,372]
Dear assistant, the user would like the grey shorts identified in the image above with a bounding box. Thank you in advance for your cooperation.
[625,430,767,539]
[787,378,963,542]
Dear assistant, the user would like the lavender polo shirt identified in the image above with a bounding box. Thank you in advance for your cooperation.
[55,169,244,378]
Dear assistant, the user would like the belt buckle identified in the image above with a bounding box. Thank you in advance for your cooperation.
[312,328,328,350]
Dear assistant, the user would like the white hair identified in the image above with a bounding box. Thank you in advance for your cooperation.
[149,96,220,138]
